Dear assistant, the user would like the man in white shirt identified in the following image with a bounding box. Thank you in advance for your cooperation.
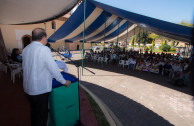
[22,28,71,126]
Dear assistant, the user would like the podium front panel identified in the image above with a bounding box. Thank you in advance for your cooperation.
[49,72,79,126]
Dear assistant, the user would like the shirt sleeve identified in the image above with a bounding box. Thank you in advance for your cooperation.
[43,47,66,84]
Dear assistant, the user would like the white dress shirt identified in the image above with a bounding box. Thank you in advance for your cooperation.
[22,41,66,95]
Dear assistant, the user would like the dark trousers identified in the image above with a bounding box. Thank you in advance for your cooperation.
[28,92,50,126]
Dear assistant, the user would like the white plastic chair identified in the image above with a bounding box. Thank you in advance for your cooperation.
[124,61,130,68]
[118,60,125,68]
[0,62,8,74]
[93,56,97,62]
[104,57,108,64]
[100,57,104,63]
[98,57,103,63]
[7,62,22,83]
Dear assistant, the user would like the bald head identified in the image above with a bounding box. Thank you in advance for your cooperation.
[32,28,47,41]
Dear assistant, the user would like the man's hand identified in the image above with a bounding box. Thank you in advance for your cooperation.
[64,80,71,88]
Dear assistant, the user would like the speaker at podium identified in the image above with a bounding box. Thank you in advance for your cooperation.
[49,72,79,126]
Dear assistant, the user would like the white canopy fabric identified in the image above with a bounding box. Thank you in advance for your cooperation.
[0,0,79,24]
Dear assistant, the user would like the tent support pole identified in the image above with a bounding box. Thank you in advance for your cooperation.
[126,22,129,51]
[133,25,135,50]
[65,41,66,50]
[116,18,120,50]
[82,0,86,75]
[102,12,107,68]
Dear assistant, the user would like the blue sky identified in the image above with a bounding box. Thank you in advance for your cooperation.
[95,0,194,24]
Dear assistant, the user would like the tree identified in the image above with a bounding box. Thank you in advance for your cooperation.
[161,41,163,46]
[164,40,167,45]
[135,32,141,47]
[152,39,155,50]
[136,30,152,48]
[149,33,160,40]
[179,21,193,27]
[161,45,171,52]
[131,36,135,48]
[170,41,173,47]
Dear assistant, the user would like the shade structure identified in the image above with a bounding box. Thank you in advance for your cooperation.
[0,0,79,24]
[48,0,193,43]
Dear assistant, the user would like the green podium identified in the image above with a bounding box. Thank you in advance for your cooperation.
[49,72,79,126]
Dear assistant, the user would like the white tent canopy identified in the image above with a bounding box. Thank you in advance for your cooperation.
[0,0,79,24]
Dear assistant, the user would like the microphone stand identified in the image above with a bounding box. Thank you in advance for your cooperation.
[50,47,95,123]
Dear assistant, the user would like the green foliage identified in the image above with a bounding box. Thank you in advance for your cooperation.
[160,45,171,52]
[161,41,163,46]
[113,45,121,50]
[164,40,167,45]
[135,31,152,46]
[170,48,176,51]
[152,39,155,47]
[179,21,193,27]
[170,41,173,47]
[143,45,152,51]
[149,33,160,40]
[131,36,135,47]
[148,45,152,51]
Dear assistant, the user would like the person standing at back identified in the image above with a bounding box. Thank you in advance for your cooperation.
[22,28,71,126]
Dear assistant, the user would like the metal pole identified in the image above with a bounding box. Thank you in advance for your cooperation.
[126,22,129,51]
[82,0,86,75]
[133,25,135,50]
[65,41,66,50]
[102,12,107,68]
[116,18,120,49]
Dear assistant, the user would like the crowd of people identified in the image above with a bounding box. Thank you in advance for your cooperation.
[85,48,192,86]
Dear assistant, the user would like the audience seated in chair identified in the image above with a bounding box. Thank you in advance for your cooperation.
[11,48,22,63]
[162,61,172,76]
[136,60,143,71]
[150,60,159,74]
[128,58,136,70]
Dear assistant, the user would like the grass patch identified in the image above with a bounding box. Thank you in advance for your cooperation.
[153,48,176,53]
[84,90,110,126]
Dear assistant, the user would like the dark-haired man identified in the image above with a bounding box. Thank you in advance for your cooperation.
[22,28,71,126]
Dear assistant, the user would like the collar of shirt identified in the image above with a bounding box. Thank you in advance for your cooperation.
[32,41,44,46]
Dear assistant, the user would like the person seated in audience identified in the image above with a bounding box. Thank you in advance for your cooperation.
[142,61,150,72]
[172,61,182,76]
[128,56,133,63]
[85,52,91,61]
[158,59,165,74]
[163,61,172,76]
[128,58,136,70]
[135,60,143,71]
[11,48,22,63]
[181,61,191,86]
[112,53,117,64]
[150,60,159,74]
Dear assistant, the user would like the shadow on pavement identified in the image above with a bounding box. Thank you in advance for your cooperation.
[81,80,174,126]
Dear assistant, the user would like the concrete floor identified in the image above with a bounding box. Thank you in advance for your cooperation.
[58,52,194,126]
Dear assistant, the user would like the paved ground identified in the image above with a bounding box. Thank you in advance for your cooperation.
[61,52,194,126]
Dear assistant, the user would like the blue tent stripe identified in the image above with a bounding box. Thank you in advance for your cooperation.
[48,1,95,42]
[88,0,192,42]
[67,11,112,42]
[96,21,131,42]
[85,17,123,41]
[48,0,192,43]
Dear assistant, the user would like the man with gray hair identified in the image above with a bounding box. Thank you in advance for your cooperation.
[22,28,71,126]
